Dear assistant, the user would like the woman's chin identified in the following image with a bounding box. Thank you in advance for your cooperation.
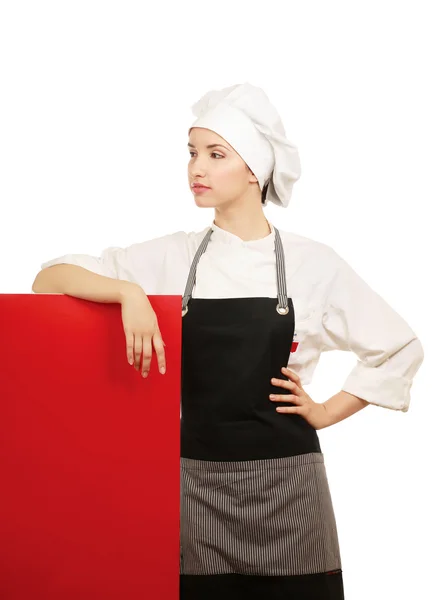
[194,196,217,208]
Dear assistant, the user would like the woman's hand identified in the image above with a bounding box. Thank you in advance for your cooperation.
[120,284,166,377]
[269,367,330,430]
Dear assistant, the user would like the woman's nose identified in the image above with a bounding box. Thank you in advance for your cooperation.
[189,164,207,176]
[189,154,209,171]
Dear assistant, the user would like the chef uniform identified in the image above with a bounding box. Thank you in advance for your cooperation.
[180,83,343,599]
[39,83,424,599]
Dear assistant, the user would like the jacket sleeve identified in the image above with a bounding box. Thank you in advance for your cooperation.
[41,247,124,279]
[40,231,189,292]
[320,250,424,412]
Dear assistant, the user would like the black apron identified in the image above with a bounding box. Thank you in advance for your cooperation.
[179,226,344,599]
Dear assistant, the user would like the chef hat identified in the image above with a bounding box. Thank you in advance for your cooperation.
[188,82,301,208]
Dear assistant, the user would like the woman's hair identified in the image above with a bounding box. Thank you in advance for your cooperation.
[261,181,269,205]
[247,163,269,205]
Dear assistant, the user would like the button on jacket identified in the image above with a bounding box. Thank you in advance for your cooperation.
[40,221,424,413]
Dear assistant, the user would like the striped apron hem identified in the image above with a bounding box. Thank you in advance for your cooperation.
[180,451,342,577]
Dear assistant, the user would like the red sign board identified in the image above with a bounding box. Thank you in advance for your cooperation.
[0,294,181,600]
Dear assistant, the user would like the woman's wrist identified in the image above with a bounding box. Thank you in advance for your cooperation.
[118,280,146,303]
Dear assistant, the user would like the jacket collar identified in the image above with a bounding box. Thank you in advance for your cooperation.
[210,220,276,251]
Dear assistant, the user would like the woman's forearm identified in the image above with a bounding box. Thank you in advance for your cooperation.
[322,390,370,427]
[31,264,139,303]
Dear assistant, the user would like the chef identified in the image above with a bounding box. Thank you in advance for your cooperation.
[38,82,424,599]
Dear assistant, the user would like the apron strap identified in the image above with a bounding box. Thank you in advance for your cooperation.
[182,226,289,316]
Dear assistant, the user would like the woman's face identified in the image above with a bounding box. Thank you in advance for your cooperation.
[187,127,258,208]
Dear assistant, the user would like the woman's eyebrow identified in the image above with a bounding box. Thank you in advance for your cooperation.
[187,142,231,152]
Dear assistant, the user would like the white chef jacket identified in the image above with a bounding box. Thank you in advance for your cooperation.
[40,221,424,413]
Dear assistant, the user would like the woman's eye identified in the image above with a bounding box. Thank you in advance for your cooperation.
[189,151,224,159]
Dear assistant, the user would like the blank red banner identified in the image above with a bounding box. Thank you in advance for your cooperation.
[0,294,181,600]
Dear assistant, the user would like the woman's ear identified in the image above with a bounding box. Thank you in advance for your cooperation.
[246,165,258,184]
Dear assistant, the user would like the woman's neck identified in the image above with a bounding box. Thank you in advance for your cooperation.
[213,209,271,242]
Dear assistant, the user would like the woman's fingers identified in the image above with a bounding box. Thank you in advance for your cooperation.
[141,337,153,377]
[126,330,165,377]
[271,377,293,389]
[121,287,166,376]
[270,393,298,403]
[271,377,301,395]
[133,334,143,371]
[152,330,166,374]
[126,331,134,365]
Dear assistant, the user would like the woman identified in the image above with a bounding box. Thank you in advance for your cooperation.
[33,82,424,599]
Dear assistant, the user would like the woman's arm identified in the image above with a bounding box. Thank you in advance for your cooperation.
[322,390,370,428]
[32,264,140,303]
[32,264,166,375]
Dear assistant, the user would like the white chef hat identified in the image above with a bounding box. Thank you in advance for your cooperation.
[188,82,301,208]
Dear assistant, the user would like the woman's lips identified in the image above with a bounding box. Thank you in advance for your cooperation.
[192,185,211,194]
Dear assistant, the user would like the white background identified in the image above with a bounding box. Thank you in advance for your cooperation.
[1,1,432,597]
